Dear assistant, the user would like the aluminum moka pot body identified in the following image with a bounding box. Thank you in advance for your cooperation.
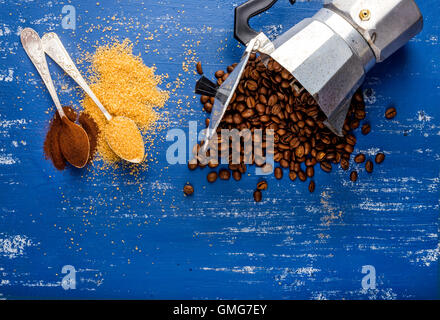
[234,0,423,135]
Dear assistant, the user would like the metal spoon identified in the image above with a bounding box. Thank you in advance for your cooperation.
[20,28,90,169]
[41,32,145,164]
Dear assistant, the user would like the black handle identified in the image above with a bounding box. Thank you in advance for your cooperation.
[195,76,218,97]
[234,0,295,45]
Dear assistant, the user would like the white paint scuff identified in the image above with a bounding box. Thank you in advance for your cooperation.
[0,68,14,82]
[0,234,35,259]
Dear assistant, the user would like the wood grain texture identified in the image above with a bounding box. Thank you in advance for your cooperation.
[0,0,438,300]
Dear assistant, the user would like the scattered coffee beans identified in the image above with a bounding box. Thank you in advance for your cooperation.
[385,107,397,119]
[183,184,194,196]
[375,153,385,164]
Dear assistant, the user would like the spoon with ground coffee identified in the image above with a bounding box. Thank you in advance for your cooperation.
[21,28,90,168]
[41,33,145,164]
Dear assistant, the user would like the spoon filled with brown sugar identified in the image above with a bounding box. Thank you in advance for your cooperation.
[41,32,145,164]
[21,28,90,168]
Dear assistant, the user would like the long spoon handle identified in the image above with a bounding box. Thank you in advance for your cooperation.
[41,32,112,121]
[20,28,66,118]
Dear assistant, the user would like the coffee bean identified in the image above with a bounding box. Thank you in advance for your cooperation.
[289,171,297,181]
[246,80,258,91]
[361,123,371,135]
[306,166,314,178]
[196,61,203,75]
[215,70,225,79]
[295,145,305,158]
[298,170,307,182]
[207,172,218,183]
[254,190,262,202]
[204,103,213,113]
[385,107,397,119]
[208,160,219,169]
[354,91,363,103]
[201,95,209,104]
[308,181,315,193]
[233,113,243,124]
[340,159,349,171]
[354,153,366,163]
[219,169,231,180]
[257,181,268,191]
[274,167,283,179]
[280,159,289,168]
[346,134,356,146]
[188,161,198,171]
[375,153,385,164]
[344,144,354,154]
[350,171,358,182]
[320,162,332,173]
[355,110,366,120]
[183,184,194,196]
[317,152,326,162]
[232,171,242,181]
[268,95,278,107]
[242,109,255,118]
[365,160,374,173]
[351,120,360,130]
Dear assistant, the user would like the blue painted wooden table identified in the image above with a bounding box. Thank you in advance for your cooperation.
[0,0,438,300]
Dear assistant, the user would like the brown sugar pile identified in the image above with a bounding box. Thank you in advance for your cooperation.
[44,106,99,170]
[81,39,169,163]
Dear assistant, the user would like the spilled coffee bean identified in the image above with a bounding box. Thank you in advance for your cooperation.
[232,171,242,181]
[274,167,283,180]
[309,181,316,193]
[385,107,397,119]
[219,169,231,180]
[184,184,194,196]
[375,153,385,164]
[253,190,263,202]
[257,180,268,191]
[365,160,374,173]
[354,153,366,164]
[361,123,371,135]
[196,61,203,75]
[207,172,218,183]
[350,171,358,182]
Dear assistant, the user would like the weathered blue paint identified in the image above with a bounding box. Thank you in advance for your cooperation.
[0,0,438,300]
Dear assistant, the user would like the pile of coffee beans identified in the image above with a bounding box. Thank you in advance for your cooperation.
[190,55,388,201]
